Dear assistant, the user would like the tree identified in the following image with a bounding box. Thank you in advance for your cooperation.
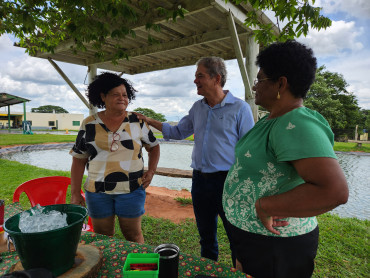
[304,74,344,128]
[0,1,331,61]
[304,66,362,130]
[233,0,332,45]
[31,105,69,113]
[361,109,370,132]
[134,108,166,122]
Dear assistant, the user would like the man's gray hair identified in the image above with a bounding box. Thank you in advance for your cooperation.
[196,57,227,87]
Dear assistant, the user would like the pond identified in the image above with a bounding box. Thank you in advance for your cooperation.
[1,143,369,220]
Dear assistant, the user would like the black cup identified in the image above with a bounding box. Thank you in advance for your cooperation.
[154,243,180,278]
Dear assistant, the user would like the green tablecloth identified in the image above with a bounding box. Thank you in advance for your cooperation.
[1,203,251,277]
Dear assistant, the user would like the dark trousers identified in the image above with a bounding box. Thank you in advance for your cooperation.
[229,221,319,278]
[191,170,235,266]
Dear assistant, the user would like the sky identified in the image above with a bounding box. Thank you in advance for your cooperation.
[0,0,369,122]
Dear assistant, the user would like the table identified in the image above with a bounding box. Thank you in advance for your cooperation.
[0,203,251,277]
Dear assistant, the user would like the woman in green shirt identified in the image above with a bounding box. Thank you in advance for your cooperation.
[222,40,349,278]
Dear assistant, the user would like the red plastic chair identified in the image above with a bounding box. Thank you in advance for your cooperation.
[13,176,94,232]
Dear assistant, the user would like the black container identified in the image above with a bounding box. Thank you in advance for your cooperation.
[154,243,180,278]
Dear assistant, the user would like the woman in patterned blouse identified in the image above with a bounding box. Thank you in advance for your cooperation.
[70,72,160,243]
[222,41,348,278]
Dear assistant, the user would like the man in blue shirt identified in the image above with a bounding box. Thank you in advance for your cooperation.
[135,57,254,264]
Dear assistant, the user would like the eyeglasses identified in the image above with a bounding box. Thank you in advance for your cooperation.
[110,132,121,152]
[253,78,271,86]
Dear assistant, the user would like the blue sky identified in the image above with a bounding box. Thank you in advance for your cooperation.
[0,0,369,121]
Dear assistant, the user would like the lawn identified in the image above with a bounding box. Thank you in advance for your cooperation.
[1,133,368,152]
[0,133,369,277]
[0,159,368,277]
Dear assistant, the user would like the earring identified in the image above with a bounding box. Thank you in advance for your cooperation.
[277,91,280,100]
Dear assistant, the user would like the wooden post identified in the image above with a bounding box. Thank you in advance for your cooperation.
[245,35,259,122]
[88,65,98,116]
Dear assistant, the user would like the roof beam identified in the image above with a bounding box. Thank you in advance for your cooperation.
[87,28,247,65]
[212,0,249,29]
[34,0,215,59]
[123,50,240,74]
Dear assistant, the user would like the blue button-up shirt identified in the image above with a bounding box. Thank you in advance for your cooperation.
[162,91,254,173]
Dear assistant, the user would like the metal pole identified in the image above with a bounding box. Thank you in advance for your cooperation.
[23,101,27,122]
[7,105,10,133]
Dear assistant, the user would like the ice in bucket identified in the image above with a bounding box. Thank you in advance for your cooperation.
[19,204,68,233]
[4,204,87,276]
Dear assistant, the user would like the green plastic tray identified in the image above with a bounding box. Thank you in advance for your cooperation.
[123,253,159,277]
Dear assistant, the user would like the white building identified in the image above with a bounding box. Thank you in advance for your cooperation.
[0,111,84,130]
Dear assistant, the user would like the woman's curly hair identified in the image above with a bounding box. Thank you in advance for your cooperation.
[86,72,137,108]
[256,40,317,98]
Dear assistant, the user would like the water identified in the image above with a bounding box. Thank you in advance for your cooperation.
[332,153,370,220]
[2,144,369,220]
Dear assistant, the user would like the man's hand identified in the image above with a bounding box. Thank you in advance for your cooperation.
[133,112,148,122]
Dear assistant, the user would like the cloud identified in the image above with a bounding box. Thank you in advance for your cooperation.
[317,0,370,20]
[0,35,22,57]
[324,50,370,109]
[6,58,66,85]
[298,20,363,57]
[126,66,196,98]
[297,16,370,109]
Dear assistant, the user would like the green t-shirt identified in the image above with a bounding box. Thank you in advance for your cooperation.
[222,107,336,237]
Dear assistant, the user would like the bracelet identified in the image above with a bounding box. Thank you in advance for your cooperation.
[258,198,269,216]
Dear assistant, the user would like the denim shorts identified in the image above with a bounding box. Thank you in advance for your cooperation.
[85,187,146,219]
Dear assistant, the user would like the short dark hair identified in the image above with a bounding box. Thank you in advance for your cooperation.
[86,72,137,108]
[256,40,317,98]
[196,57,227,87]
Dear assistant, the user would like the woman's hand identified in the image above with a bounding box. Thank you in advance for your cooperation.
[71,193,86,207]
[255,198,289,235]
[142,169,155,189]
[143,144,160,189]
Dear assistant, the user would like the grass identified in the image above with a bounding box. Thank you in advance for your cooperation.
[153,132,194,141]
[1,133,368,152]
[0,133,77,146]
[334,142,370,153]
[0,159,369,277]
[174,197,193,206]
[1,133,369,277]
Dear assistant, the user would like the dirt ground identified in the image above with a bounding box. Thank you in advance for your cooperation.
[145,187,195,224]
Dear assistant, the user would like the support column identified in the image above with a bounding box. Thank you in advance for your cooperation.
[226,11,258,122]
[245,35,259,122]
[23,102,27,122]
[88,65,98,116]
[7,105,10,133]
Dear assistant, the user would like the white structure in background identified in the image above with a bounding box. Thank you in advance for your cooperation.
[0,111,84,130]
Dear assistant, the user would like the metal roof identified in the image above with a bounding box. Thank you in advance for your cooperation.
[27,0,277,75]
[0,93,30,108]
